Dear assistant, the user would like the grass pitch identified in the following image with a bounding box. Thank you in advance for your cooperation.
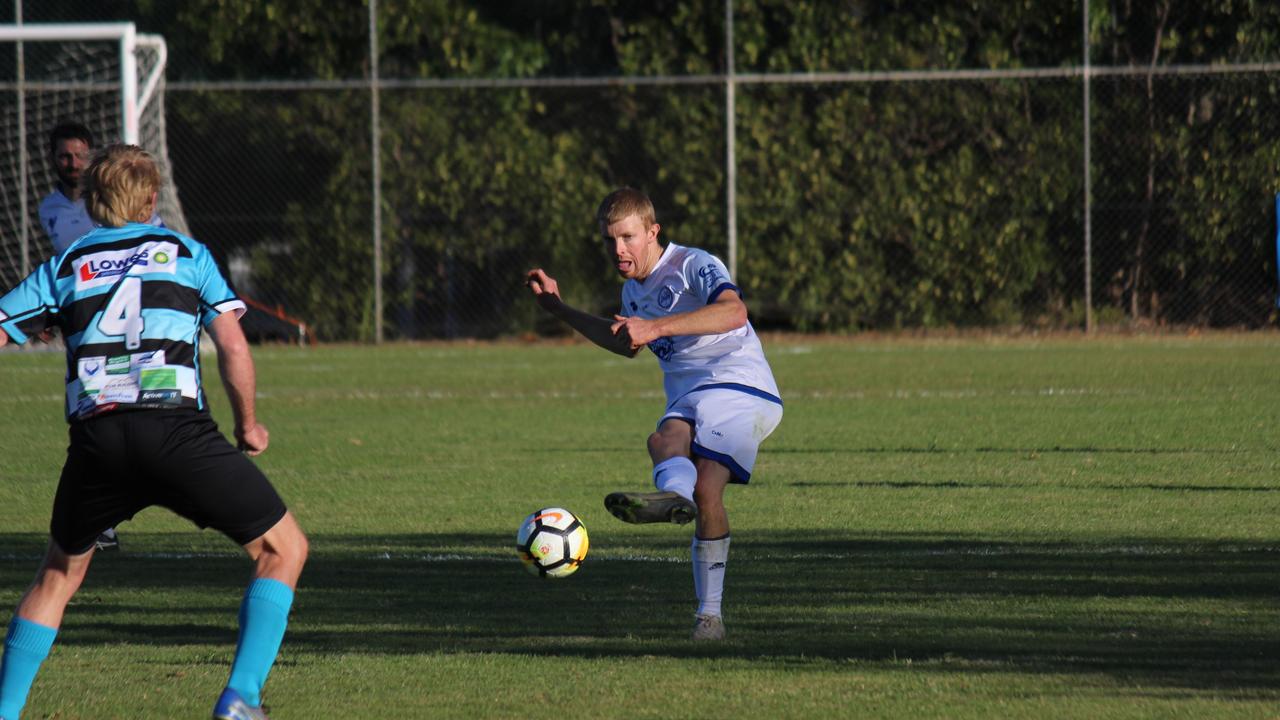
[1,334,1278,718]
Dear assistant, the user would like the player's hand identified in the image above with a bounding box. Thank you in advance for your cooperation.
[525,268,562,309]
[612,314,658,348]
[236,422,270,456]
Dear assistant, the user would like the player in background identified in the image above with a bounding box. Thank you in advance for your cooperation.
[0,145,308,720]
[40,122,164,255]
[526,188,783,641]
[39,121,165,551]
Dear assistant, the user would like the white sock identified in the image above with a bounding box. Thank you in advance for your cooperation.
[692,535,730,618]
[653,456,697,503]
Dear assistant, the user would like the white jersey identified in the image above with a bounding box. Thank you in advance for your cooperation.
[39,188,164,255]
[621,243,781,407]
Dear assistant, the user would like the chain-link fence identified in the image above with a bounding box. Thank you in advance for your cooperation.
[3,2,1279,340]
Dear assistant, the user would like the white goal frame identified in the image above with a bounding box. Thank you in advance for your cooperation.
[0,22,169,278]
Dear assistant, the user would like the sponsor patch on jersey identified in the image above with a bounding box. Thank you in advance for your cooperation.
[139,368,178,390]
[106,354,131,375]
[648,336,675,361]
[131,349,166,369]
[139,389,182,404]
[697,263,725,291]
[77,356,105,380]
[75,390,99,416]
[99,377,139,404]
[73,240,179,291]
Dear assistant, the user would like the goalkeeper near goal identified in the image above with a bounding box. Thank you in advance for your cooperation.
[526,187,783,641]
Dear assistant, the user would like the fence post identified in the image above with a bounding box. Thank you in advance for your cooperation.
[370,0,383,343]
[1082,0,1094,334]
[725,0,737,281]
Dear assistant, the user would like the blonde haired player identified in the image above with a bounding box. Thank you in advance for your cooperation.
[526,188,783,641]
[0,145,307,720]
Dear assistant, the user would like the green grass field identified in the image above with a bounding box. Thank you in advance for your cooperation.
[2,335,1279,719]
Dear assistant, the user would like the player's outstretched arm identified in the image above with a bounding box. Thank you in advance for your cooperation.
[526,268,638,357]
[0,326,8,348]
[209,311,270,455]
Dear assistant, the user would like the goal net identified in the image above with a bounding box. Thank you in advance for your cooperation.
[0,23,188,289]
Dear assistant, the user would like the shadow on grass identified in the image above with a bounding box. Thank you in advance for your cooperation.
[0,530,1276,693]
[789,479,1280,492]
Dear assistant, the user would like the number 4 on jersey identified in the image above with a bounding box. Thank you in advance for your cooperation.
[98,276,144,350]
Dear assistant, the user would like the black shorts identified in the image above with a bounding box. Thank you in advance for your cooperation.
[51,409,288,554]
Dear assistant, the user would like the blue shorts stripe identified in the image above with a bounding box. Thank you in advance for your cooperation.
[673,382,783,409]
[691,441,752,484]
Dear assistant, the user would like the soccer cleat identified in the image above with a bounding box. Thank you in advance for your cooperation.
[94,528,120,552]
[691,613,726,641]
[604,491,696,525]
[212,688,268,720]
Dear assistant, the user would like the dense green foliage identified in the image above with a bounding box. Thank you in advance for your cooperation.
[13,2,1280,337]
[2,337,1280,717]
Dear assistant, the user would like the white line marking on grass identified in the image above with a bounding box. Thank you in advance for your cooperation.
[1,545,1276,564]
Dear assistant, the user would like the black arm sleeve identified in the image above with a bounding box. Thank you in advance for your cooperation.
[537,294,639,358]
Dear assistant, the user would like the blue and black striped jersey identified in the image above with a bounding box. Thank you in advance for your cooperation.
[0,223,245,422]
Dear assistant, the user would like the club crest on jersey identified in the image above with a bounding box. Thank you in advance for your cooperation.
[74,241,178,290]
[657,286,677,310]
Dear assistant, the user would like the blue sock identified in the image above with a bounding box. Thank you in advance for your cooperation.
[0,617,58,720]
[227,579,294,707]
[653,456,698,503]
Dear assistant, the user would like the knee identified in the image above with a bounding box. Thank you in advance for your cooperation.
[648,429,689,460]
[262,518,309,571]
[282,525,309,569]
[693,482,723,510]
[646,431,666,457]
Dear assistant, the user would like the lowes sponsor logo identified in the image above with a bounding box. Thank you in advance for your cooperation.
[74,241,178,289]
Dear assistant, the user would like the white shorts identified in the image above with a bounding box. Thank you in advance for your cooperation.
[660,386,783,484]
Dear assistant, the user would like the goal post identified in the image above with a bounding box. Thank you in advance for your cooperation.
[0,22,188,288]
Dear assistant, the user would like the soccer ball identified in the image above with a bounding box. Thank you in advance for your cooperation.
[515,507,589,578]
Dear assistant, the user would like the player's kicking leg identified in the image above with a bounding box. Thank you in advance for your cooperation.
[604,418,698,525]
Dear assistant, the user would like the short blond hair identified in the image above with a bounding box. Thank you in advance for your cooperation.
[84,144,160,227]
[596,188,656,230]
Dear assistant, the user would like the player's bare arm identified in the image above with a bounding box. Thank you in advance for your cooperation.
[526,268,638,357]
[612,290,749,349]
[209,311,269,455]
[0,325,8,348]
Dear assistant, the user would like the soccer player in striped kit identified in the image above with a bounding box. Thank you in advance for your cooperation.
[527,188,783,641]
[39,121,169,553]
[0,144,307,720]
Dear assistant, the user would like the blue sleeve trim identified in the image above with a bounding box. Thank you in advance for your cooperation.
[707,282,740,304]
[691,441,751,484]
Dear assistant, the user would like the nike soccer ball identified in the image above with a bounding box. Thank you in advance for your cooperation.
[515,507,589,578]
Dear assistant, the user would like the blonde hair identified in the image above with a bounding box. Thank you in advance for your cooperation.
[84,144,160,227]
[596,188,656,230]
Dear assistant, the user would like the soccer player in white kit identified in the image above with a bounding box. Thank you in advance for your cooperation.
[526,188,783,641]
